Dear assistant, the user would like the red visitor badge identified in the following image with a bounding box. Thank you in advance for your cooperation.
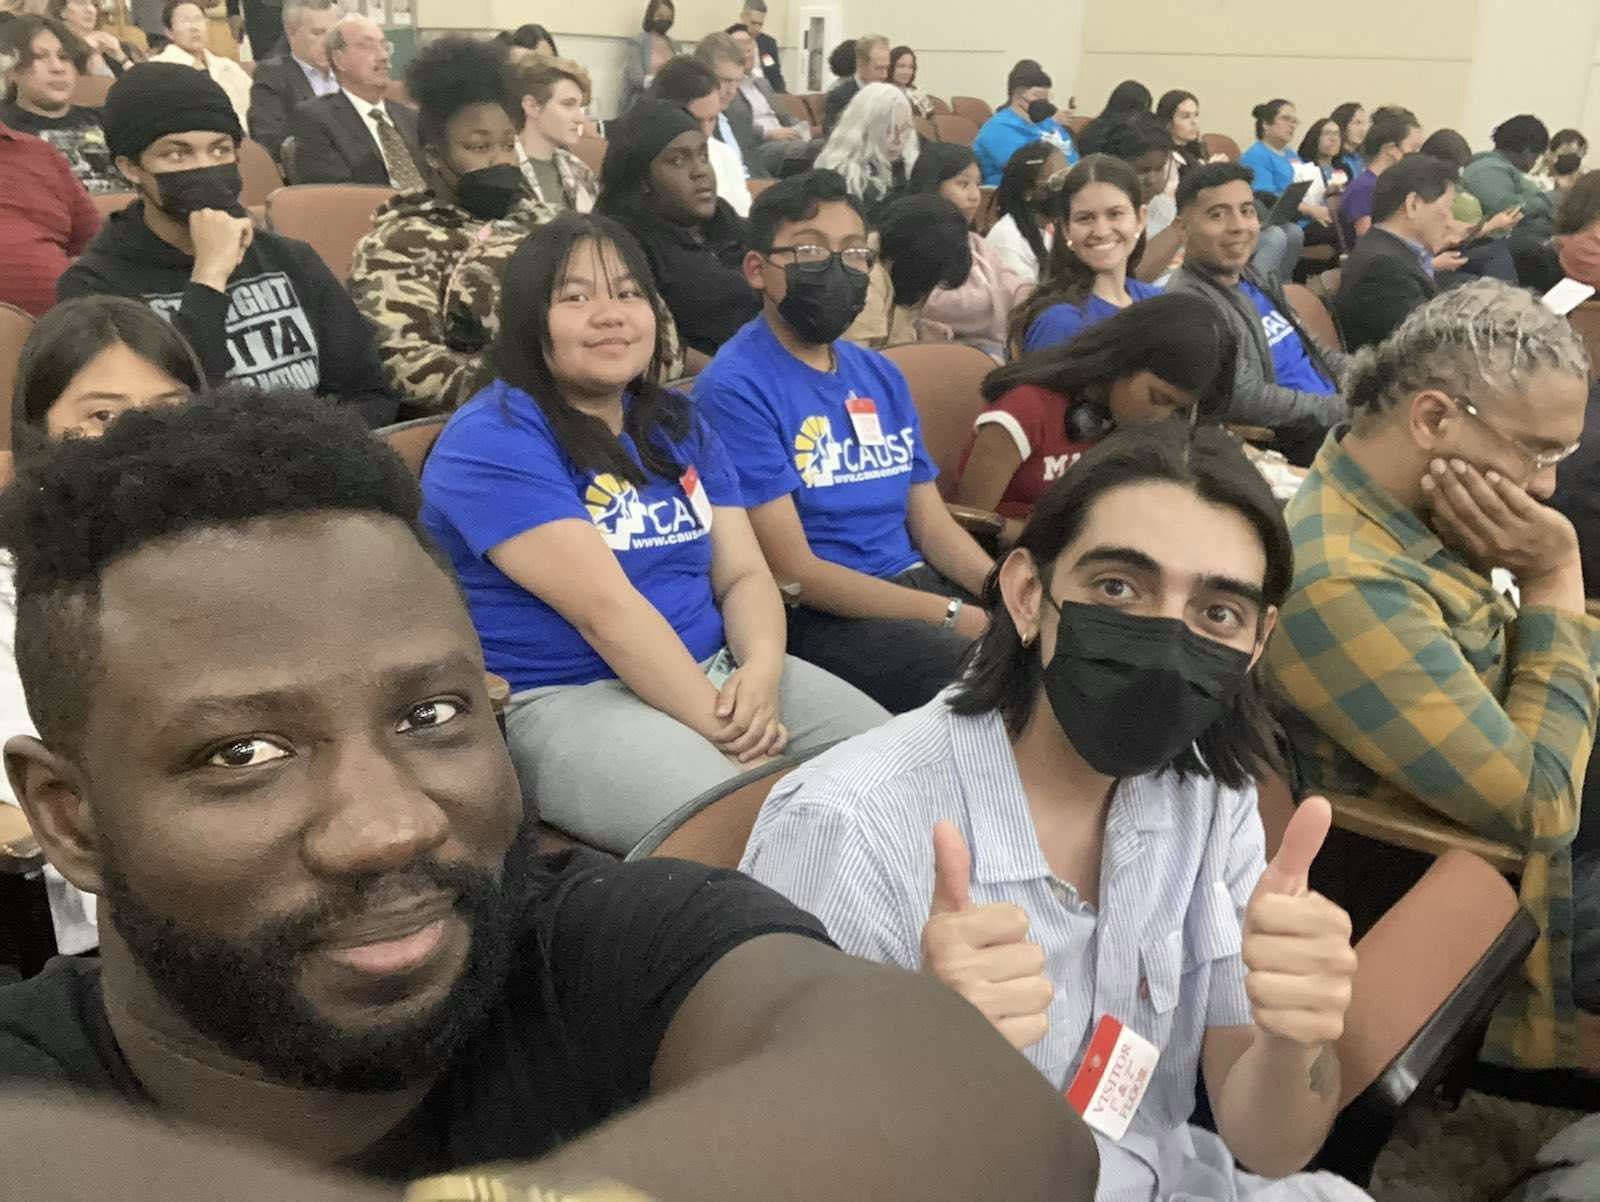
[680,465,714,530]
[845,396,886,446]
[1063,1014,1159,1141]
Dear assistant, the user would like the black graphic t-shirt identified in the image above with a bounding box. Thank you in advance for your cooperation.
[0,103,124,194]
[57,201,398,425]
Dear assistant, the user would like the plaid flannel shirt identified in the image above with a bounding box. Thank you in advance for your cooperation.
[1261,428,1600,1069]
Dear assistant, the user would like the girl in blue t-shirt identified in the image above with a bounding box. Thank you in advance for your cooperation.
[1009,154,1162,356]
[420,213,887,854]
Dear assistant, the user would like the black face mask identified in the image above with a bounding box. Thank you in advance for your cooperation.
[1027,98,1057,124]
[1555,152,1583,175]
[152,162,245,222]
[776,258,870,345]
[450,163,525,221]
[647,18,673,33]
[1040,596,1252,778]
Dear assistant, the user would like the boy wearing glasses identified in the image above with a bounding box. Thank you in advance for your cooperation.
[1262,280,1600,1073]
[694,169,994,713]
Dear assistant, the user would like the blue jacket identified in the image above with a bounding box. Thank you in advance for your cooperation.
[973,107,1077,185]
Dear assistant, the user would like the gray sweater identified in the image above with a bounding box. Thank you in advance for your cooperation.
[1166,262,1348,433]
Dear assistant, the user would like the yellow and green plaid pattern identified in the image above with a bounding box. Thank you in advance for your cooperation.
[1261,429,1600,1069]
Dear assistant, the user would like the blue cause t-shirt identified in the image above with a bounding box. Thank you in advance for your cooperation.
[420,379,741,691]
[694,315,938,580]
[1238,280,1334,396]
[1021,280,1163,354]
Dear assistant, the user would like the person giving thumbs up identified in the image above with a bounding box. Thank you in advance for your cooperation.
[919,820,1054,1049]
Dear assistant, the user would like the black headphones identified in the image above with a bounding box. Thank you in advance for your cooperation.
[1065,401,1115,444]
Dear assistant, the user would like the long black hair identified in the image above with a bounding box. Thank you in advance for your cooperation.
[487,212,687,489]
[948,419,1293,788]
[1008,153,1142,350]
[877,194,972,305]
[1076,79,1152,155]
[13,296,205,448]
[907,140,976,194]
[983,291,1237,430]
[994,140,1059,268]
[1297,116,1340,166]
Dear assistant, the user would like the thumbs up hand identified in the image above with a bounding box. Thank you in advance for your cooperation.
[920,821,1054,1050]
[1241,796,1359,1046]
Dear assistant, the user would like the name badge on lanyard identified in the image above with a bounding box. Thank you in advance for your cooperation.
[1063,1014,1159,1141]
[845,394,886,446]
[681,465,714,531]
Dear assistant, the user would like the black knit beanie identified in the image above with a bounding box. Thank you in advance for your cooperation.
[102,62,243,162]
[596,99,700,208]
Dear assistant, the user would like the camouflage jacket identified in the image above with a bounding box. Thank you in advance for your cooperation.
[349,190,684,413]
[348,191,559,413]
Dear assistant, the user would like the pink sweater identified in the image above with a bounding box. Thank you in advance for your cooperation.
[920,232,1028,360]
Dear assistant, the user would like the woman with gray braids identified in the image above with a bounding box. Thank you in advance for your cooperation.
[1262,279,1600,1072]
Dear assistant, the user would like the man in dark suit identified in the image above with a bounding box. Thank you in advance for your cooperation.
[738,0,785,94]
[823,33,887,134]
[287,12,423,189]
[246,0,339,161]
[1334,154,1462,351]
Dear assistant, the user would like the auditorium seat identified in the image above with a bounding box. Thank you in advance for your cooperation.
[748,177,775,200]
[1284,282,1344,352]
[926,94,950,115]
[236,137,284,208]
[801,92,825,127]
[626,748,829,864]
[914,115,938,144]
[70,74,112,107]
[950,95,992,126]
[1203,132,1241,161]
[883,341,1004,541]
[775,93,811,125]
[264,184,395,282]
[932,113,978,146]
[90,192,139,219]
[573,135,607,175]
[384,77,415,108]
[0,303,34,450]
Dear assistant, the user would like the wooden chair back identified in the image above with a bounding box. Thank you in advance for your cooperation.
[236,137,284,208]
[264,184,395,282]
[882,342,996,499]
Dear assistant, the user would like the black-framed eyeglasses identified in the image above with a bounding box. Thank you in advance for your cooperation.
[1451,395,1581,480]
[765,243,877,274]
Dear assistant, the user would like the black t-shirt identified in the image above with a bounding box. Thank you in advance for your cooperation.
[0,851,830,1181]
[0,103,124,195]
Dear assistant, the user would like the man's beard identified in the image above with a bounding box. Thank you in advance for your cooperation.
[102,827,534,1093]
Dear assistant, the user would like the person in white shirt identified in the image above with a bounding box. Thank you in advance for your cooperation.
[984,140,1068,285]
[148,0,252,134]
[743,419,1370,1202]
[3,296,207,956]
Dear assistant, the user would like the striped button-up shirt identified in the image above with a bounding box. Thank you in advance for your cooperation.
[1261,428,1600,1070]
[741,699,1368,1202]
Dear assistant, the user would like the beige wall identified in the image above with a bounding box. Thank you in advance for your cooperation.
[1077,0,1475,151]
[1077,0,1600,161]
[410,0,1084,118]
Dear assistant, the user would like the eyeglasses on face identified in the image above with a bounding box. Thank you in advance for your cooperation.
[1451,395,1581,479]
[765,244,877,274]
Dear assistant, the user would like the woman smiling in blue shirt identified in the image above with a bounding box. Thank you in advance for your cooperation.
[1010,155,1162,355]
[421,212,885,853]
